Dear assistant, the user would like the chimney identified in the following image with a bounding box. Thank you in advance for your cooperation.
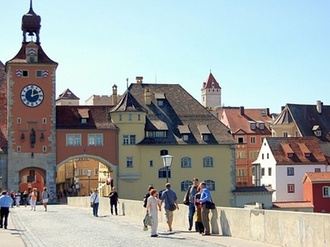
[316,100,323,114]
[239,106,244,115]
[144,89,152,105]
[136,76,143,84]
[111,84,118,105]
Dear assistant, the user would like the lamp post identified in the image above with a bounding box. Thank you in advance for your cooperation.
[86,170,92,195]
[161,155,173,183]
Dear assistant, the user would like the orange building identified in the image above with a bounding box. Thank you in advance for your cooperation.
[218,107,273,186]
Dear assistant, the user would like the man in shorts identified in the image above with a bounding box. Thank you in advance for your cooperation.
[160,183,179,232]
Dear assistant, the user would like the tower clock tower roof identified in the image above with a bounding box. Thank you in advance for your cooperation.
[22,0,41,43]
[203,72,221,89]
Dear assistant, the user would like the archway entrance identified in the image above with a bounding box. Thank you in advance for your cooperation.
[56,155,116,202]
[19,167,46,200]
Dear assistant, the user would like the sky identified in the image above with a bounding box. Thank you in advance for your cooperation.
[1,0,329,113]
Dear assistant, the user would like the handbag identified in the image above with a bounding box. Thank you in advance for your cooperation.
[183,186,191,205]
[165,191,176,211]
[205,201,215,209]
[143,214,153,227]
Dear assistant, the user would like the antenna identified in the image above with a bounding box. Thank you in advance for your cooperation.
[126,78,129,89]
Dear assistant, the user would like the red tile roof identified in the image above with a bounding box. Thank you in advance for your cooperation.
[303,172,330,183]
[219,107,272,134]
[202,72,221,89]
[267,137,326,165]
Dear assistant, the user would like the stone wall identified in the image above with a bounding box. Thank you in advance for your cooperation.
[68,196,330,247]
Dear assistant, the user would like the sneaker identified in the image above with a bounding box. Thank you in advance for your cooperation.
[151,234,158,237]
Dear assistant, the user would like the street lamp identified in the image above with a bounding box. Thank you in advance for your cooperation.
[86,170,92,195]
[161,155,173,183]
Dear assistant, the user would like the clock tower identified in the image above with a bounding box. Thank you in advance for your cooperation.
[6,0,58,195]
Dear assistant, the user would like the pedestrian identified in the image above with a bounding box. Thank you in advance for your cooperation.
[108,187,119,215]
[197,182,211,236]
[143,185,154,208]
[160,183,179,232]
[146,189,161,237]
[22,190,29,206]
[194,185,204,234]
[183,178,199,231]
[90,189,99,217]
[10,191,15,208]
[15,191,21,207]
[41,187,49,211]
[30,188,38,211]
[0,190,12,229]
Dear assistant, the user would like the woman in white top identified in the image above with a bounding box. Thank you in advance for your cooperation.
[90,189,99,217]
[146,189,161,237]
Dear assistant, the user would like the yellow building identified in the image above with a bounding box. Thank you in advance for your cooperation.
[110,80,236,206]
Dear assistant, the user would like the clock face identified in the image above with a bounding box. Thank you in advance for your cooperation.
[21,84,44,107]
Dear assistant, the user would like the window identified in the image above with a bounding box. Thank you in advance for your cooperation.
[157,100,164,107]
[238,137,244,143]
[323,186,330,197]
[138,114,141,121]
[268,167,272,176]
[315,168,321,172]
[261,168,265,176]
[250,122,256,130]
[288,184,295,193]
[183,134,189,141]
[236,151,246,159]
[250,137,256,144]
[259,123,265,130]
[17,146,21,152]
[126,157,133,168]
[23,70,29,77]
[158,167,171,178]
[146,131,167,138]
[249,151,259,160]
[202,134,210,141]
[287,167,294,176]
[149,160,153,167]
[94,168,98,176]
[42,118,47,124]
[203,156,213,167]
[205,180,215,191]
[181,180,192,192]
[128,114,132,121]
[17,118,21,124]
[181,157,191,168]
[267,153,269,159]
[66,134,81,146]
[88,134,103,146]
[42,146,47,152]
[262,153,264,160]
[119,114,122,121]
[122,135,136,145]
[36,70,43,77]
[283,132,289,137]
[81,119,87,124]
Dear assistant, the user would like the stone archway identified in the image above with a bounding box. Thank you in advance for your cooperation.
[56,155,117,198]
[19,166,46,196]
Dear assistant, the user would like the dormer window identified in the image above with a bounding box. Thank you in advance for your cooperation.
[183,134,189,141]
[178,125,191,142]
[312,125,322,137]
[155,93,166,107]
[81,118,87,124]
[248,121,256,130]
[257,121,264,130]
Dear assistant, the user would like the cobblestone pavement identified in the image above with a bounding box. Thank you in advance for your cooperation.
[7,205,280,247]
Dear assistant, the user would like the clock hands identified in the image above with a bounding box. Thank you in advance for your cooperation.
[30,89,41,97]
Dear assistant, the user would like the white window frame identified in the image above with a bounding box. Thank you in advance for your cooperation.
[88,134,103,146]
[66,134,82,146]
[126,157,133,168]
[203,156,213,167]
[181,157,192,168]
[323,186,330,197]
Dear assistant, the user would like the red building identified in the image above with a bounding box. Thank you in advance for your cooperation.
[303,172,330,213]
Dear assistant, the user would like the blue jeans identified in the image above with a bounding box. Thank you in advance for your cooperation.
[188,202,196,229]
[93,203,99,216]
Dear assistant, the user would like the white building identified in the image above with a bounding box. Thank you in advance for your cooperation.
[253,137,328,202]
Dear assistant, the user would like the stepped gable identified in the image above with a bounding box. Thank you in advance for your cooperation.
[128,83,234,145]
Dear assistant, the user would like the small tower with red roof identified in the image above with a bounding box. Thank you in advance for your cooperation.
[201,72,221,108]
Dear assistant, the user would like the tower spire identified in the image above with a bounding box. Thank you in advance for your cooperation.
[22,0,41,43]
